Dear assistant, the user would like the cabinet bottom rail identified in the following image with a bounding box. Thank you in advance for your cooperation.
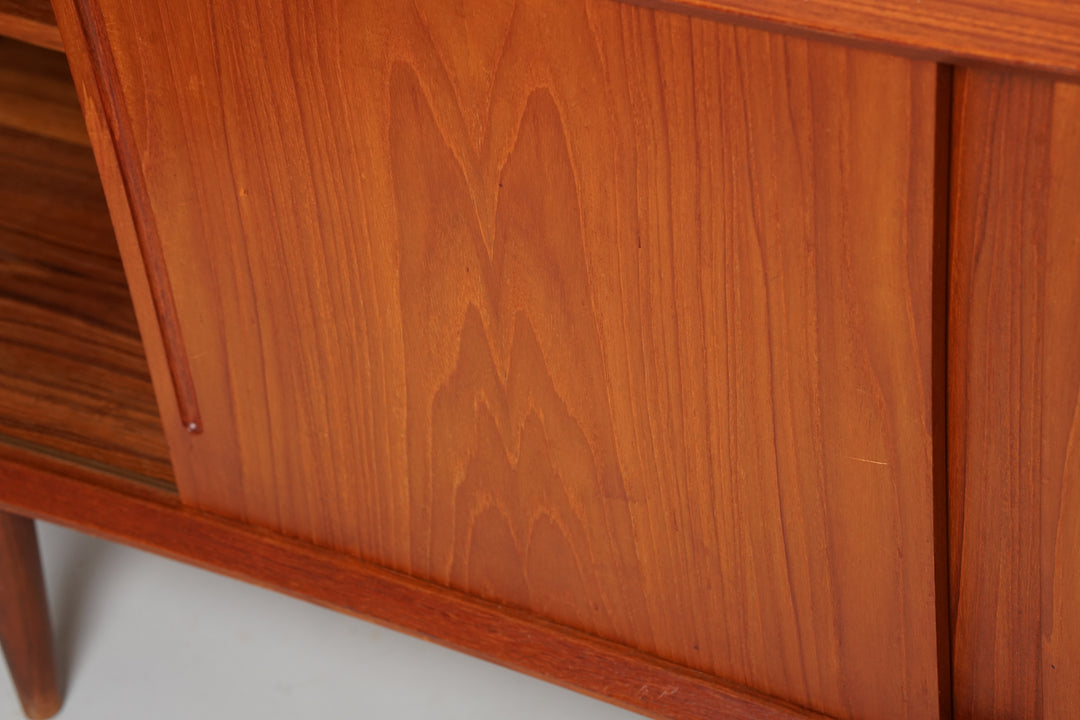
[0,452,826,720]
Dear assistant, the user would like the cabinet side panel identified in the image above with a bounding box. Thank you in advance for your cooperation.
[85,1,945,716]
[950,69,1080,720]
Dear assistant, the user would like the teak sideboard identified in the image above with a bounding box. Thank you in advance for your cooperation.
[0,0,1078,718]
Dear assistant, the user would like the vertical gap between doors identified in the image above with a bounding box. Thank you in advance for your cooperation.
[931,60,956,720]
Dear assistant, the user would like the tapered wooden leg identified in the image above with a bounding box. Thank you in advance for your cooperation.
[0,511,60,719]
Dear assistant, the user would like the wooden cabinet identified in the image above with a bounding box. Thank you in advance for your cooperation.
[0,1,1076,718]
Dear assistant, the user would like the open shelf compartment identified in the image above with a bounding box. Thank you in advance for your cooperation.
[0,0,61,51]
[0,36,174,489]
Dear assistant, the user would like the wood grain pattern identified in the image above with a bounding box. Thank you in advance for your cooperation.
[0,37,173,487]
[0,37,85,146]
[0,0,61,51]
[950,69,1080,720]
[0,510,60,719]
[64,1,948,717]
[12,0,1080,77]
[628,0,1080,79]
[0,452,828,720]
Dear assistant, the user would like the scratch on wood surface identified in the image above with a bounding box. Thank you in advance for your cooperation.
[846,456,890,466]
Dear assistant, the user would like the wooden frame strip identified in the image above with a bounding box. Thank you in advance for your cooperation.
[625,0,1080,79]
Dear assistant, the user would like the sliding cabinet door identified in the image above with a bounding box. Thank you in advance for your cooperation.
[57,0,948,716]
[950,68,1080,720]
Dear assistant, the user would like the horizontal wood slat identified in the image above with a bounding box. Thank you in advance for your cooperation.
[7,0,1080,79]
[10,0,1080,78]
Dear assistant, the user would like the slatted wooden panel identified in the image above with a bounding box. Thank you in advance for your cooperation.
[65,1,946,716]
[950,69,1080,720]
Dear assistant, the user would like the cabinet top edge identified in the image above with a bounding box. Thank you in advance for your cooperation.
[627,0,1080,80]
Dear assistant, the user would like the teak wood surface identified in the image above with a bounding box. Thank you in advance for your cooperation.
[57,0,949,717]
[6,0,1080,716]
[950,68,1080,720]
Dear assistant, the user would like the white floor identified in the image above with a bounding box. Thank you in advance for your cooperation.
[1,522,645,720]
